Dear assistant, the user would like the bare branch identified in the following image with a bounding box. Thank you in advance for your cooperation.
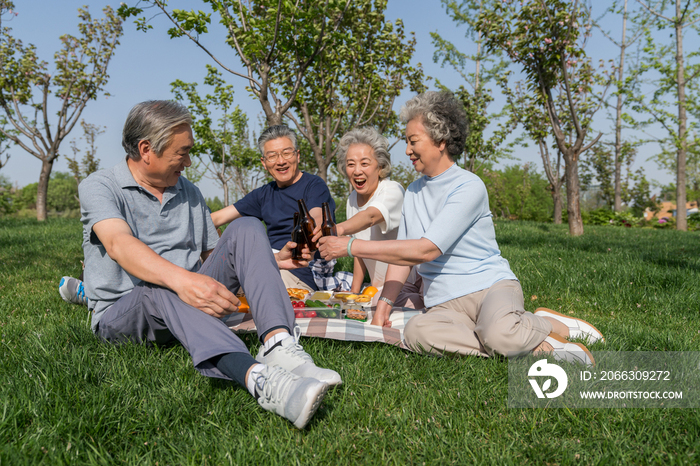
[580,131,603,153]
[152,0,262,88]
[559,55,584,143]
[636,0,673,22]
[264,0,284,63]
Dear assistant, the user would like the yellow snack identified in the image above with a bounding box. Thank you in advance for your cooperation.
[310,291,332,301]
[287,288,308,300]
[334,293,359,303]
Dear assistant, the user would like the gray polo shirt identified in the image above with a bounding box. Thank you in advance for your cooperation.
[79,158,219,330]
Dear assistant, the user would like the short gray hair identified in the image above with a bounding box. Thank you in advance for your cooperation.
[122,100,193,160]
[257,125,298,155]
[399,91,467,158]
[336,127,391,180]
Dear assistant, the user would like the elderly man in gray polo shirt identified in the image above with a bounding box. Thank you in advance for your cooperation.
[79,100,341,429]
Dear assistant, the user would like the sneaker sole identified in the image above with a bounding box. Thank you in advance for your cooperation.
[547,333,595,367]
[294,382,329,429]
[58,277,71,303]
[535,307,604,344]
[291,366,343,387]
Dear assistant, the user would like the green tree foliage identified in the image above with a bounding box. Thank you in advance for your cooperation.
[122,0,423,182]
[389,162,421,191]
[120,0,350,127]
[0,120,8,170]
[627,167,658,217]
[581,144,659,217]
[65,119,103,190]
[0,2,122,221]
[10,171,79,215]
[432,0,518,172]
[285,0,425,181]
[171,65,262,204]
[580,144,615,206]
[594,0,648,212]
[507,82,566,223]
[205,196,224,213]
[629,0,700,231]
[478,164,553,222]
[0,172,12,214]
[477,0,606,236]
[644,126,700,220]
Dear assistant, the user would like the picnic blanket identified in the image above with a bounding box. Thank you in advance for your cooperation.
[223,307,424,351]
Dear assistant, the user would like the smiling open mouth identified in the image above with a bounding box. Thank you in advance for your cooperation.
[353,178,367,188]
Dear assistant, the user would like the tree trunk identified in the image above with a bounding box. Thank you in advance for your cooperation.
[266,112,283,127]
[316,155,328,183]
[309,135,329,182]
[613,0,629,212]
[36,158,54,222]
[520,163,529,219]
[564,154,584,236]
[552,183,563,224]
[223,181,229,207]
[674,1,687,231]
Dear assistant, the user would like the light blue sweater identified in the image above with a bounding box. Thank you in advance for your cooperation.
[398,164,517,307]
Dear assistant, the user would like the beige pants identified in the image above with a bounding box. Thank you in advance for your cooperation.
[279,269,313,292]
[403,280,551,358]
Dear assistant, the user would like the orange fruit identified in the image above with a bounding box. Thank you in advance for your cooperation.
[361,286,379,297]
[237,296,250,313]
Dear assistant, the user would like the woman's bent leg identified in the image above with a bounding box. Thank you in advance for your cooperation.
[474,280,551,358]
[403,290,487,357]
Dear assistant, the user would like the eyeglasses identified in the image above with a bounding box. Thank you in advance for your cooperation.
[263,148,297,163]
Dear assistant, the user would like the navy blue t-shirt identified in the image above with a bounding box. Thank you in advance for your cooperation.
[234,172,335,289]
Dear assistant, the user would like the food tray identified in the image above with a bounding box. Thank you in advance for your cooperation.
[293,306,343,319]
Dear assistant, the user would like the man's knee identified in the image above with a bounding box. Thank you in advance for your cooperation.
[221,217,266,242]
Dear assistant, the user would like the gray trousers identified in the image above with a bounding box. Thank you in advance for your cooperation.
[95,217,295,380]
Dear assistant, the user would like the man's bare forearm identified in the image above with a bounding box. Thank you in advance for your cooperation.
[105,232,194,292]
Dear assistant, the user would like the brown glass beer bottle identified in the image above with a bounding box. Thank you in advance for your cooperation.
[297,199,317,252]
[321,202,337,236]
[291,212,306,260]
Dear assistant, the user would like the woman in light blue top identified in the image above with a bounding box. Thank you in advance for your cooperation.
[319,91,603,365]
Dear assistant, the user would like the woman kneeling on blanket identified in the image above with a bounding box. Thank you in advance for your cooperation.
[318,91,604,366]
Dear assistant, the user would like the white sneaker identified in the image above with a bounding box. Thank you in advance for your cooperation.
[59,276,88,306]
[256,326,342,386]
[535,308,604,344]
[254,365,328,429]
[543,333,595,367]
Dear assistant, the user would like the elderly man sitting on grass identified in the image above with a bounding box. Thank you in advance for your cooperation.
[72,100,341,429]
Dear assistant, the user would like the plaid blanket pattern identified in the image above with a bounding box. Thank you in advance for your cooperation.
[310,258,354,291]
[223,307,424,351]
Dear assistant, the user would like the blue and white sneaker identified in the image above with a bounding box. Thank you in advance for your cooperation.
[59,276,88,306]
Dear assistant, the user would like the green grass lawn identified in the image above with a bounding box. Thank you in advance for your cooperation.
[1,217,699,464]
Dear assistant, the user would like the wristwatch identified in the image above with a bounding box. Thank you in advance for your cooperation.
[378,296,395,307]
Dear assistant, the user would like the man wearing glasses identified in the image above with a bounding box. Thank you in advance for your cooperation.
[212,125,339,292]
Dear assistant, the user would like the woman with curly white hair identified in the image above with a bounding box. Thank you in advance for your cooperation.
[319,91,603,365]
[313,126,423,307]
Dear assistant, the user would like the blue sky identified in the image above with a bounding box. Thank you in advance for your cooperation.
[1,0,678,199]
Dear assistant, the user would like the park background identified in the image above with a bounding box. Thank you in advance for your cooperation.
[1,0,698,232]
[1,0,700,464]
